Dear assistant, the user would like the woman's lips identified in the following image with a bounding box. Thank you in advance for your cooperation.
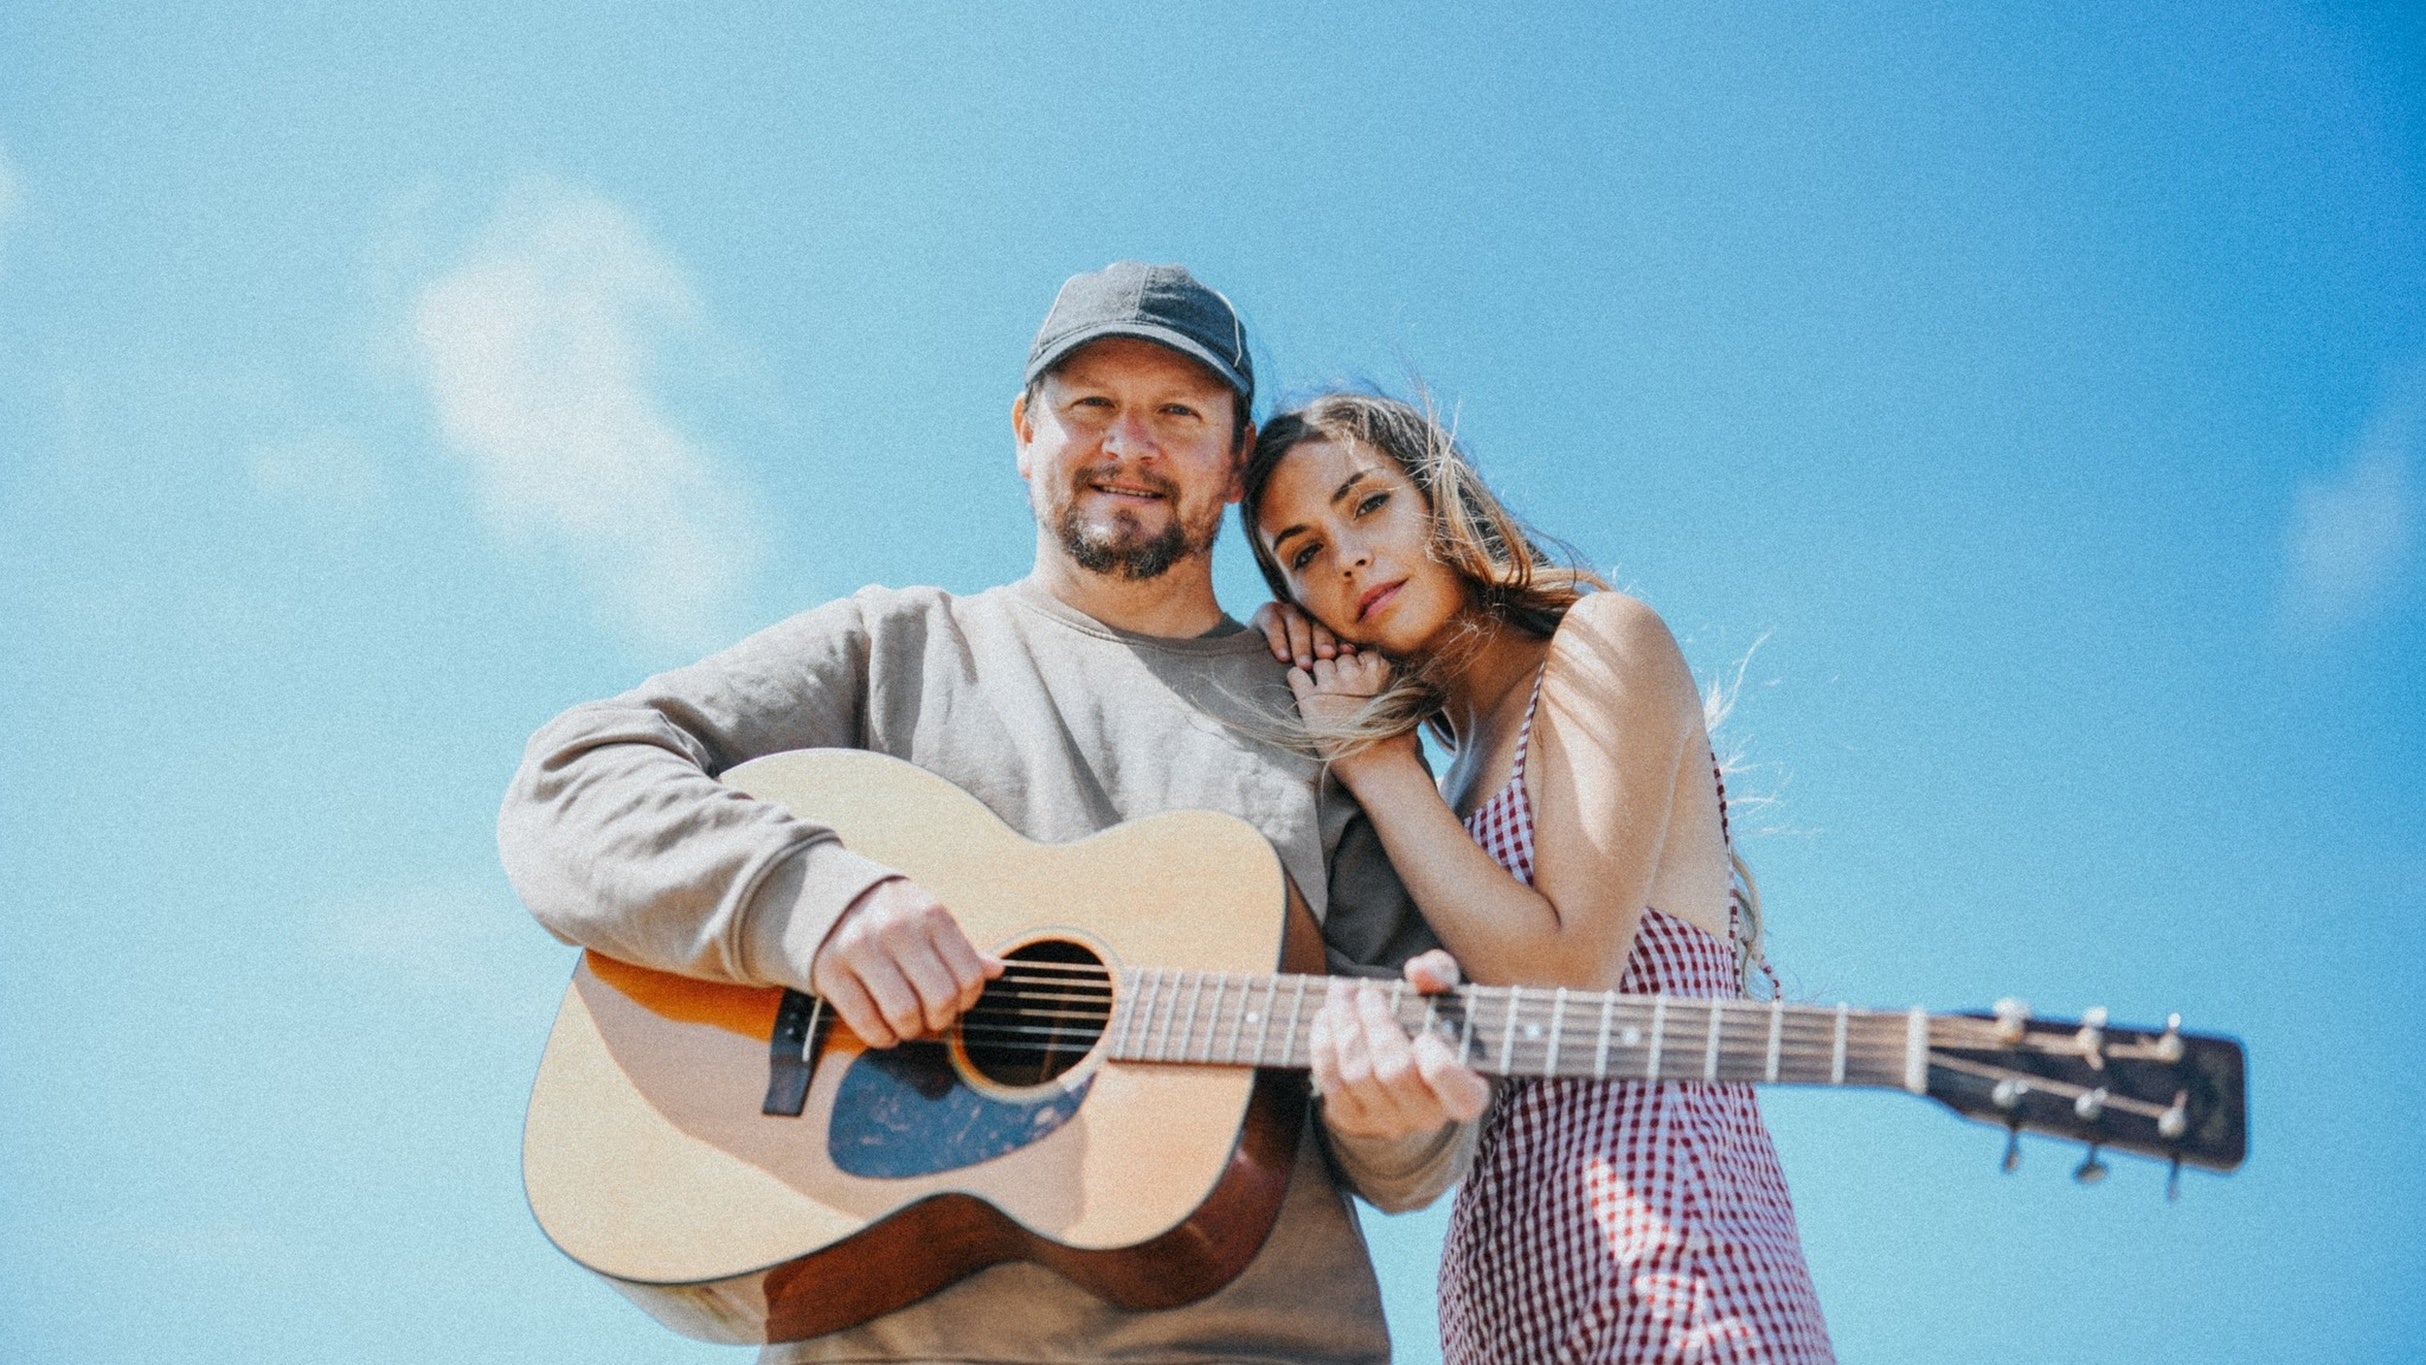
[1356,580,1405,622]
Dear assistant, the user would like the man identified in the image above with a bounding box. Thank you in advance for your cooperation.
[500,262,1489,1363]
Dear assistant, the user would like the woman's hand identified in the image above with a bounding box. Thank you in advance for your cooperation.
[1286,650,1392,731]
[1250,601,1356,670]
[1288,651,1419,783]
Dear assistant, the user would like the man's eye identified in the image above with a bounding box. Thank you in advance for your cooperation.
[1161,404,1200,420]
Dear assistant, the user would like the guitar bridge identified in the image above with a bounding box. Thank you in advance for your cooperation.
[763,990,829,1117]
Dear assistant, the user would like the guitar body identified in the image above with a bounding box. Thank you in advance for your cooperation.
[521,749,1323,1345]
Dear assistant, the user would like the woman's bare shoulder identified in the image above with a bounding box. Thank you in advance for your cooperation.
[1543,592,1693,703]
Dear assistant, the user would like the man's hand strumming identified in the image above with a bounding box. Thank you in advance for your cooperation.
[810,878,1003,1048]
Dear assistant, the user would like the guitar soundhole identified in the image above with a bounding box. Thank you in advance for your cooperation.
[960,939,1111,1089]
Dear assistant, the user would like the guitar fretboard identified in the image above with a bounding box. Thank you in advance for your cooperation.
[1098,966,1935,1093]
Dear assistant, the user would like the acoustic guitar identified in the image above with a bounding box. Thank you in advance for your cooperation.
[521,748,2247,1345]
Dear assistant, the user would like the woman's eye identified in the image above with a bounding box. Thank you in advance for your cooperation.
[1290,543,1320,572]
[1356,491,1390,516]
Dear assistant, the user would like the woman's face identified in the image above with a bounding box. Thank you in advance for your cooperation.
[1256,437,1467,656]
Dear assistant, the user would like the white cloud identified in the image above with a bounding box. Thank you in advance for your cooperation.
[2282,365,2421,638]
[410,180,768,652]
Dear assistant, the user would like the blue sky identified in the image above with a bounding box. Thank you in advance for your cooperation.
[3,3,2420,1362]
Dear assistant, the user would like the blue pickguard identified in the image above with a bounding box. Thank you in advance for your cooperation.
[827,1043,1091,1178]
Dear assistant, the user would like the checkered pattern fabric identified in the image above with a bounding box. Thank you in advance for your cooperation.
[1437,677,1834,1364]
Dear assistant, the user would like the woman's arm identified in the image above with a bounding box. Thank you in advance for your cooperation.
[1523,593,1703,984]
[1293,593,1699,989]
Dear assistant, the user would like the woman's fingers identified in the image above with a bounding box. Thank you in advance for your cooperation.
[1250,601,1355,668]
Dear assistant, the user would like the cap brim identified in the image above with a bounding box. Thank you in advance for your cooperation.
[1023,323,1252,401]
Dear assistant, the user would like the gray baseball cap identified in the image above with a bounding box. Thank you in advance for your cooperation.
[1024,261,1254,408]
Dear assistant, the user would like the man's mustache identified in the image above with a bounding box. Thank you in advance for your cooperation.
[1072,464,1180,499]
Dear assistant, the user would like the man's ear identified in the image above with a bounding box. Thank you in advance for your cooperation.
[1011,392,1034,480]
[1224,421,1256,505]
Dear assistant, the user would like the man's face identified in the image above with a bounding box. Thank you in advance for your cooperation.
[1015,337,1247,581]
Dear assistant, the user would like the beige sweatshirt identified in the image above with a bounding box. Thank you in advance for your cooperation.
[500,578,1475,1364]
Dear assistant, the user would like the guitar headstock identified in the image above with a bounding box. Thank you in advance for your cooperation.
[1927,1002,2247,1181]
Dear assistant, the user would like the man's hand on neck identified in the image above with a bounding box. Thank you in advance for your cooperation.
[1027,535,1232,639]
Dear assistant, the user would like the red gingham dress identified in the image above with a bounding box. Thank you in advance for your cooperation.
[1438,680,1834,1364]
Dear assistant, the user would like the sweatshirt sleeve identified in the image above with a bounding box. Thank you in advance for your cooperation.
[1313,792,1487,1211]
[496,594,904,994]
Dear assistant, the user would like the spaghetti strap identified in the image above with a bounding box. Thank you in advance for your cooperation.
[1506,664,1548,784]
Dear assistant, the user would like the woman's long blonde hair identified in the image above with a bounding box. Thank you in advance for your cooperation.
[1242,391,1771,993]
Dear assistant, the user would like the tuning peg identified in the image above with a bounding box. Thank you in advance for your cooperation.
[2166,1155,2183,1202]
[1993,997,2031,1044]
[2073,1087,2108,1122]
[2158,1090,2189,1140]
[2155,1013,2184,1063]
[2076,1006,2108,1071]
[2073,1145,2108,1185]
[1992,1078,2028,1112]
[2001,1127,2022,1174]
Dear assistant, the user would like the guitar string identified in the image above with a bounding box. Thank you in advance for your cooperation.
[998,963,2091,1039]
[953,996,1986,1061]
[946,972,2140,1078]
[997,962,2143,1052]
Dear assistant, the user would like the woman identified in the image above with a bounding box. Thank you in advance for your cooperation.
[1245,393,1832,1364]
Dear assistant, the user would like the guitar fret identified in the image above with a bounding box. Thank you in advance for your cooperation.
[1112,970,1139,1057]
[1253,977,1277,1065]
[1830,1003,1849,1085]
[1704,1000,1724,1082]
[1594,993,1613,1079]
[1546,988,1567,1076]
[1120,968,1147,1059]
[1645,996,1667,1083]
[1282,976,1309,1067]
[1499,988,1521,1075]
[1180,973,1206,1062]
[1459,997,1476,1066]
[1203,974,1226,1063]
[1765,997,1783,1083]
[1154,971,1183,1061]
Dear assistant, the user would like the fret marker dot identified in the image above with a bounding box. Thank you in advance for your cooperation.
[1524,1023,1543,1040]
[1621,1027,1643,1047]
[1245,1013,1259,1025]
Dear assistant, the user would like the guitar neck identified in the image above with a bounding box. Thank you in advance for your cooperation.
[1102,967,1939,1093]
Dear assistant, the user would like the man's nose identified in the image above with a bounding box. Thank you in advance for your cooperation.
[1102,408,1157,457]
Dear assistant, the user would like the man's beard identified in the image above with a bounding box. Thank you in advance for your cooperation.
[1047,469,1223,581]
